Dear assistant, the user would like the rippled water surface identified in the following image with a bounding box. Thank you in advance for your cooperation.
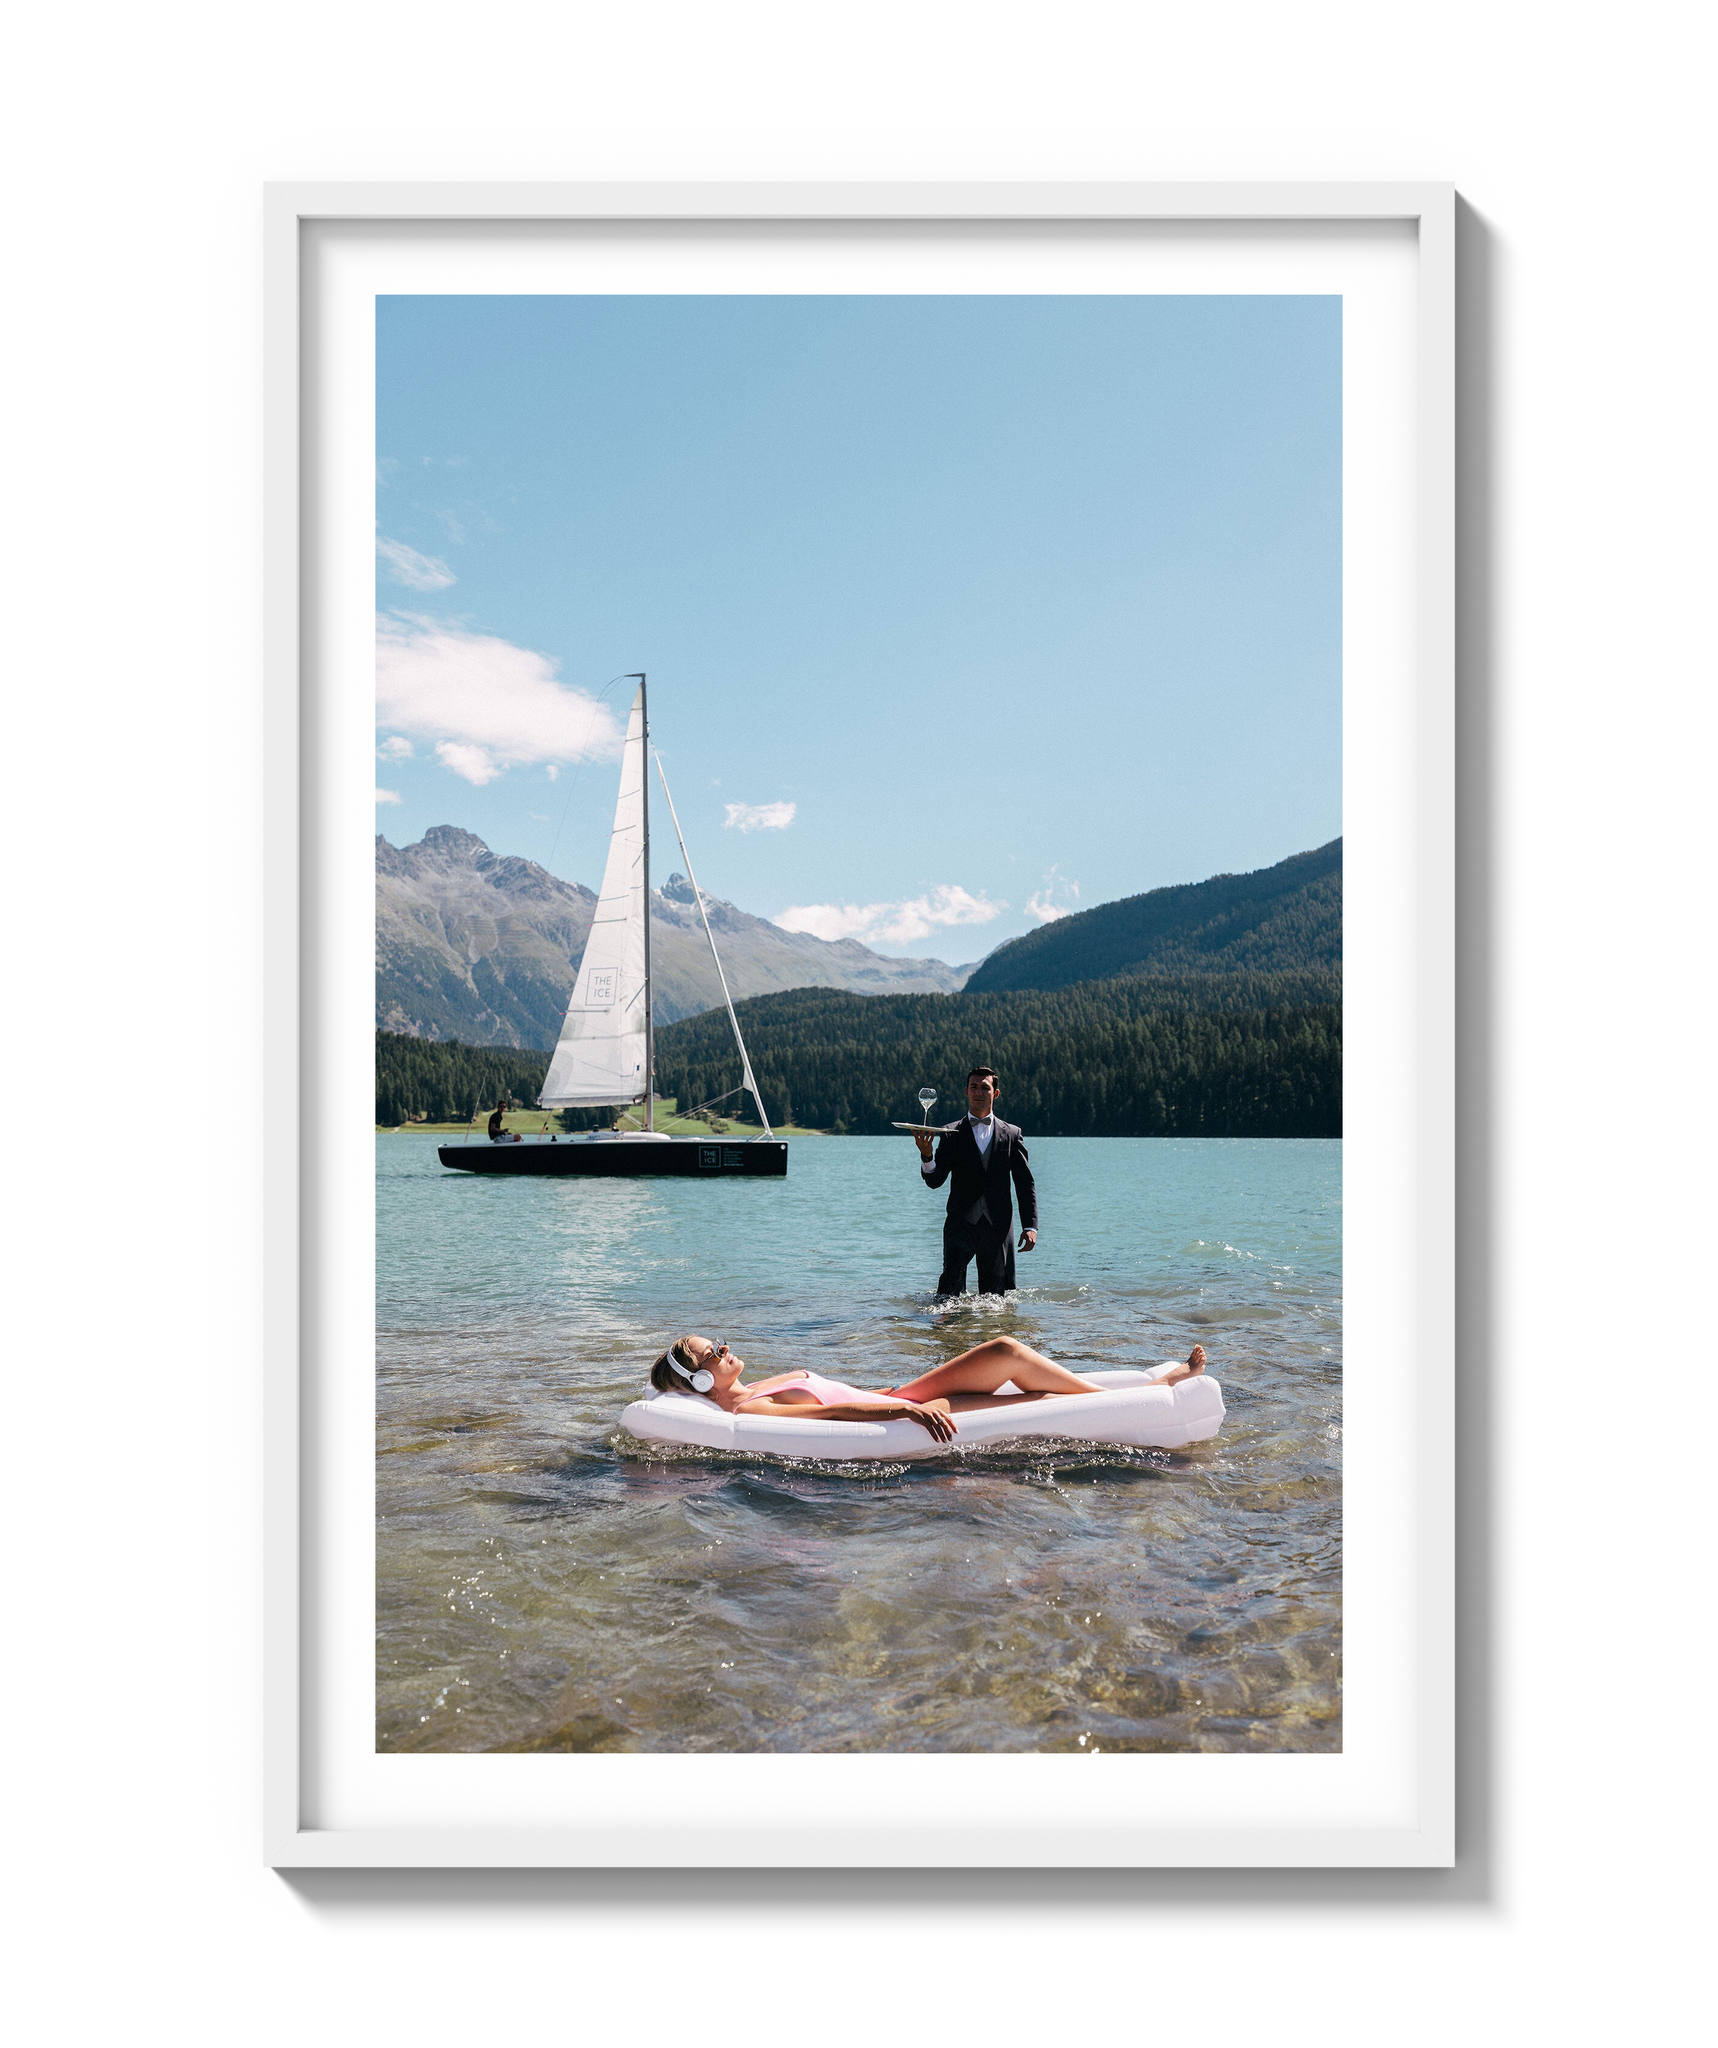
[377,1134,1341,1752]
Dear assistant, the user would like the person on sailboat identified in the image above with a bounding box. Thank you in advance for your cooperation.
[648,1333,1207,1443]
[913,1066,1037,1296]
[486,1098,521,1143]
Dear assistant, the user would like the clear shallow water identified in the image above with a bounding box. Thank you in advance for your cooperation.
[377,1134,1341,1753]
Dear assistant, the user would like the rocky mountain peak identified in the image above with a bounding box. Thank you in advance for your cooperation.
[377,828,971,1046]
[415,825,493,864]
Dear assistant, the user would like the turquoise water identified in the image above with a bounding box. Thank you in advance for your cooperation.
[376,1134,1342,1752]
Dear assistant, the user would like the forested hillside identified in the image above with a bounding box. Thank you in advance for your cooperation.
[379,959,1341,1136]
[654,978,1340,1138]
[376,1032,597,1128]
[965,839,1341,993]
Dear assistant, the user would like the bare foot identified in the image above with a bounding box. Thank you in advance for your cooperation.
[1160,1344,1208,1387]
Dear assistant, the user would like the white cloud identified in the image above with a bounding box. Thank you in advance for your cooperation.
[1025,866,1082,923]
[776,902,878,943]
[375,613,626,787]
[545,765,558,781]
[723,800,797,833]
[435,741,503,785]
[375,787,402,805]
[377,735,414,760]
[377,537,456,591]
[777,883,1005,951]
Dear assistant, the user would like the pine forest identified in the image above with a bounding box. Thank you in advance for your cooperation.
[378,967,1340,1138]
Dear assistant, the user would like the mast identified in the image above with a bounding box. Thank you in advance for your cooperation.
[637,673,653,1132]
[654,751,775,1140]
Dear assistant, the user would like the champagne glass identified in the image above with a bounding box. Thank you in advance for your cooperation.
[918,1086,937,1128]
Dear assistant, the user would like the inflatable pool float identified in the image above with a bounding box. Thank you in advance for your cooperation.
[619,1364,1224,1462]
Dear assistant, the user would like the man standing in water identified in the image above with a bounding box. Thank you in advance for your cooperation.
[914,1065,1038,1296]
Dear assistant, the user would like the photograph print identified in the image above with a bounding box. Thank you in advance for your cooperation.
[374,291,1342,1754]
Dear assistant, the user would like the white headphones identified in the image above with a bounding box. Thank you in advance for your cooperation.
[665,1347,715,1394]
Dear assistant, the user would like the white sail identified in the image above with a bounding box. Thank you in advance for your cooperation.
[540,686,651,1108]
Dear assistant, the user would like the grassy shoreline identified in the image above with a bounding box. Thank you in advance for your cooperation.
[378,1106,828,1138]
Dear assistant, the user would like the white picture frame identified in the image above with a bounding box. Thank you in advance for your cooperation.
[265,181,1454,1868]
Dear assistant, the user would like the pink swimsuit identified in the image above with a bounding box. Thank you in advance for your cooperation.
[754,1370,901,1409]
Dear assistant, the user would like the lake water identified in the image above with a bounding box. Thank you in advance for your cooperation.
[376,1133,1342,1753]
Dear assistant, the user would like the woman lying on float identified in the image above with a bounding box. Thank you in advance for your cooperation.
[649,1333,1209,1444]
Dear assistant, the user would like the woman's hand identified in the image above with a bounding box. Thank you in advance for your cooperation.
[905,1397,956,1443]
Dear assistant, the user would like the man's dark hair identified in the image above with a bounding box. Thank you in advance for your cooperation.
[967,1066,999,1087]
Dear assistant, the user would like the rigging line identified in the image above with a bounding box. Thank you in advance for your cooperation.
[678,1084,748,1120]
[652,749,775,1140]
[541,672,633,883]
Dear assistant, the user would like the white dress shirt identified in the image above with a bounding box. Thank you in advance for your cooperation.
[922,1113,994,1176]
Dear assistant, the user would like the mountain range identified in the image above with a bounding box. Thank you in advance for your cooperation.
[376,827,973,1048]
[377,828,1341,1050]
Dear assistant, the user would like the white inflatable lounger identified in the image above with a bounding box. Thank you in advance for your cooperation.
[620,1365,1224,1462]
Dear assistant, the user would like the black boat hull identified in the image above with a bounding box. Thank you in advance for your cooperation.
[437,1138,788,1177]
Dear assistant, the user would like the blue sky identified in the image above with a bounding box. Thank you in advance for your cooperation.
[376,295,1340,962]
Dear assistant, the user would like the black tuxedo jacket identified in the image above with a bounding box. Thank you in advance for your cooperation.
[923,1117,1037,1234]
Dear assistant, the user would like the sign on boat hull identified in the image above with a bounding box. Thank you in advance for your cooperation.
[438,1138,788,1178]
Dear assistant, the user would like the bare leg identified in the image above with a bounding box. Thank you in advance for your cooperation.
[888,1339,1207,1404]
[886,1337,1105,1404]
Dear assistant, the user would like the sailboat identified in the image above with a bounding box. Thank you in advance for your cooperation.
[437,676,787,1178]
